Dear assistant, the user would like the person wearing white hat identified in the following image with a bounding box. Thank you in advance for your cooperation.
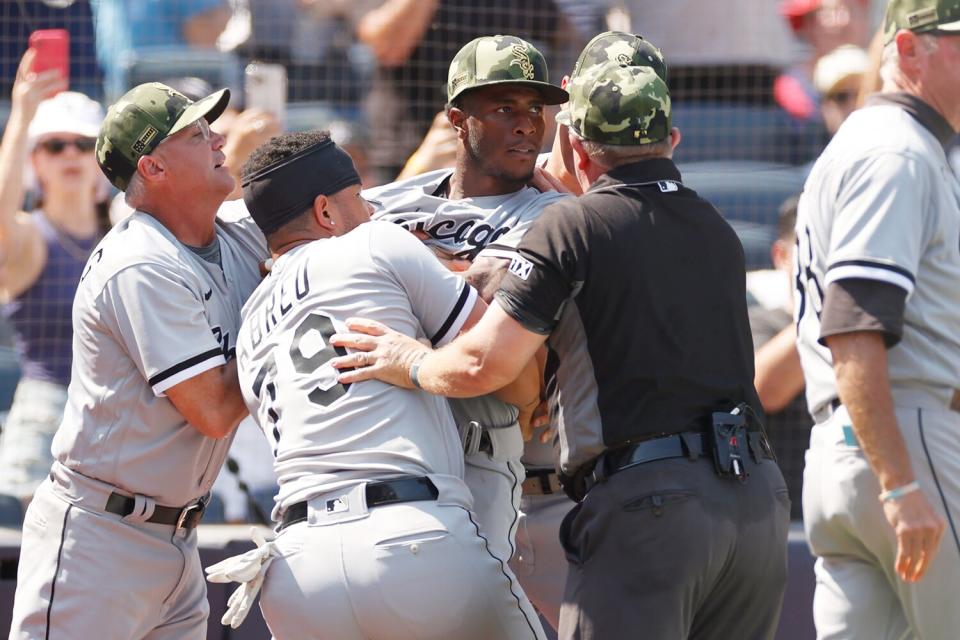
[814,44,870,135]
[0,49,106,505]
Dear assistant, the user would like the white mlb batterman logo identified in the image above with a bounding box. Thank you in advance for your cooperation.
[509,256,533,280]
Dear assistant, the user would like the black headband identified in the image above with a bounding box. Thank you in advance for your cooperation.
[242,138,361,235]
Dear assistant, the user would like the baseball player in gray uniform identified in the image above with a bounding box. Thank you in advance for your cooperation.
[366,32,669,630]
[795,1,960,637]
[9,83,267,639]
[207,130,545,640]
[363,35,569,578]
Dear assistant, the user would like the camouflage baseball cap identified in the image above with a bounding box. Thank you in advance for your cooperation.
[571,31,667,83]
[556,62,671,146]
[447,35,568,105]
[884,0,960,43]
[96,82,230,191]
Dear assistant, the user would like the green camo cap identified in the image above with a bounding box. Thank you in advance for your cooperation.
[571,31,667,83]
[556,62,671,145]
[96,82,230,191]
[447,35,569,105]
[883,0,960,43]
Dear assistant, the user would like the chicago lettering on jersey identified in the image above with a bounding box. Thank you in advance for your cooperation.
[391,217,512,258]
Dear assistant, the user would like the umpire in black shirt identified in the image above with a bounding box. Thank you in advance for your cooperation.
[331,60,790,640]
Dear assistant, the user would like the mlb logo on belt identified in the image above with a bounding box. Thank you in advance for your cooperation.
[509,256,534,280]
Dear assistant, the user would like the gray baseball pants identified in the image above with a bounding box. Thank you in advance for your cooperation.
[9,472,208,640]
[804,388,960,640]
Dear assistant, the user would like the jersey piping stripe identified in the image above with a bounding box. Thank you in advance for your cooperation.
[430,284,476,346]
[458,506,541,639]
[825,261,915,295]
[45,503,72,640]
[149,348,226,395]
[918,409,960,557]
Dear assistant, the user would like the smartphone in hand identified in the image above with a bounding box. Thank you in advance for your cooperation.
[244,62,287,123]
[29,29,70,96]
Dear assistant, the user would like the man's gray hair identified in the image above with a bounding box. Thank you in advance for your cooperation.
[880,33,939,84]
[124,171,146,206]
[576,134,673,168]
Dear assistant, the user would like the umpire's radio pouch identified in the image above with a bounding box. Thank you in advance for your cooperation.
[709,411,749,481]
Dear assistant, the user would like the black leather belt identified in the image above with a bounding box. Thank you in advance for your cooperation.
[522,468,562,496]
[585,430,774,495]
[104,492,206,529]
[280,476,439,531]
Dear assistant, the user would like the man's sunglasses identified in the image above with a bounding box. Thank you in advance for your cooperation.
[37,137,97,154]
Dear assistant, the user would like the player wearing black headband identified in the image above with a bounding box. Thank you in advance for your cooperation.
[204,130,547,640]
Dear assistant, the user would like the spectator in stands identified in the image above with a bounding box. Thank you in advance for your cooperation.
[349,0,577,184]
[776,0,872,122]
[748,195,810,520]
[90,0,232,99]
[814,44,870,135]
[0,50,106,506]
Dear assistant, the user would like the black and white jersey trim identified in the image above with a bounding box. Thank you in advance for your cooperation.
[825,259,915,295]
[149,348,227,396]
[430,283,477,347]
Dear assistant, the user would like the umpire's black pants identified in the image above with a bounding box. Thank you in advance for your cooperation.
[557,454,790,640]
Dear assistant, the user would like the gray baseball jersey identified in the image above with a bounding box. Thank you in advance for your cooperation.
[363,168,569,260]
[795,101,960,414]
[51,204,267,507]
[236,220,478,515]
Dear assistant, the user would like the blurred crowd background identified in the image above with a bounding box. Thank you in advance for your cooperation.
[0,0,950,527]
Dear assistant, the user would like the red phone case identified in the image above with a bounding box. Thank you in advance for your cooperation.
[28,29,70,91]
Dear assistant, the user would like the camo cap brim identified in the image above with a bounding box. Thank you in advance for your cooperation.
[557,61,671,146]
[883,0,960,43]
[447,35,569,105]
[571,31,667,83]
[96,83,230,191]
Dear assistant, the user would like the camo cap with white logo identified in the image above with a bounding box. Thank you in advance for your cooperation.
[447,35,568,105]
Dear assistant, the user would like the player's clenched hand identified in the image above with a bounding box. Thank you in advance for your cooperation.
[883,489,945,582]
[330,318,430,388]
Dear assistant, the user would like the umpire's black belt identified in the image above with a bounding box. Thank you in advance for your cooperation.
[104,492,207,529]
[584,430,774,495]
[280,476,439,531]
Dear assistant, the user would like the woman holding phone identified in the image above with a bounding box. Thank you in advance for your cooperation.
[0,49,106,505]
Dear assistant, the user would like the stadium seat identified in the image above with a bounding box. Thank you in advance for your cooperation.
[672,102,828,165]
[679,161,810,270]
[120,47,243,102]
[0,494,23,528]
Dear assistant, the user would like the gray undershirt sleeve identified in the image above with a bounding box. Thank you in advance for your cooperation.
[819,278,907,348]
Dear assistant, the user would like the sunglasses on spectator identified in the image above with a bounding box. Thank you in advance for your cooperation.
[37,137,97,154]
[825,91,855,106]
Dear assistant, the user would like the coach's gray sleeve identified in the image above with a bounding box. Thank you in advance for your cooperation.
[102,263,227,397]
[369,221,478,346]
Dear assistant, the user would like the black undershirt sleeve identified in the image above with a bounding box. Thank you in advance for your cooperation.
[819,278,907,348]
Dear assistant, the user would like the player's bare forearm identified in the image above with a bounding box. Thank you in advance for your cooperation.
[827,331,914,490]
[493,356,542,440]
[166,360,249,439]
[356,0,439,66]
[754,323,805,413]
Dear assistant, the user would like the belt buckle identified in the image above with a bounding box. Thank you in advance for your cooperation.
[176,501,205,529]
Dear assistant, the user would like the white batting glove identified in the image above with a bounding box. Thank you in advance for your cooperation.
[205,527,279,628]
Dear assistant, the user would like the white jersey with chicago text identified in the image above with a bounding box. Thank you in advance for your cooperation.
[794,103,960,415]
[52,207,267,507]
[363,168,568,260]
[236,221,478,514]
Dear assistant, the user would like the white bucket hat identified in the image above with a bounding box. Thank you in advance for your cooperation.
[27,91,104,149]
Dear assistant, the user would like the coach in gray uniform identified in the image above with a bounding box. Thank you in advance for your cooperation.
[795,1,960,637]
[9,83,267,639]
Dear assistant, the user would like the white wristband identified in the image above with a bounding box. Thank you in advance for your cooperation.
[879,481,920,502]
